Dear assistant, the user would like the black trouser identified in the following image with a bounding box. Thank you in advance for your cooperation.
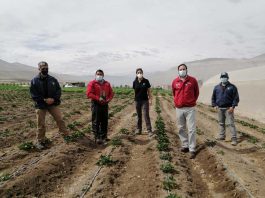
[135,100,152,132]
[91,101,108,139]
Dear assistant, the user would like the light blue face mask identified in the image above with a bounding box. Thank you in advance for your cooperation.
[178,70,187,77]
[220,77,228,84]
[96,75,103,81]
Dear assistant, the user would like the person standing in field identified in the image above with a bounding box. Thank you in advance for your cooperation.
[172,64,199,159]
[86,69,114,144]
[30,61,69,150]
[133,68,154,137]
[211,72,239,146]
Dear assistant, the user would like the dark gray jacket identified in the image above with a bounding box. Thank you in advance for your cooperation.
[30,74,61,109]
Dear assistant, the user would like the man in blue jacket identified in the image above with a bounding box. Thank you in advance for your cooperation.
[211,72,239,146]
[30,61,69,149]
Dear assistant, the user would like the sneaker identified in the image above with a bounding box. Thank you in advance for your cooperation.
[180,147,189,153]
[231,140,237,146]
[190,151,196,159]
[135,129,142,135]
[148,132,155,139]
[35,142,45,150]
[215,136,225,141]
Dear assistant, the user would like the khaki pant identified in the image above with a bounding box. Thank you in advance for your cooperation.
[176,107,196,152]
[36,106,68,143]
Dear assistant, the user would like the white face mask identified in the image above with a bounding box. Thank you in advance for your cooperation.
[178,70,187,77]
[96,75,103,81]
[137,73,143,79]
[220,77,228,84]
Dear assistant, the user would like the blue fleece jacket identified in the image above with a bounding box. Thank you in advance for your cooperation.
[211,82,239,108]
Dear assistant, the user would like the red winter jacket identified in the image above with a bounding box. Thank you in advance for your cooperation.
[86,80,114,104]
[171,75,199,108]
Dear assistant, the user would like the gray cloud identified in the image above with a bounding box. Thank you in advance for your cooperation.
[0,0,265,75]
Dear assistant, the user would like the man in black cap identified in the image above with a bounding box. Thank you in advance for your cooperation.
[211,72,239,146]
[30,61,69,149]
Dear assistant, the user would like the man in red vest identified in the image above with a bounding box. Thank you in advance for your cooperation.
[86,69,114,144]
[172,64,199,159]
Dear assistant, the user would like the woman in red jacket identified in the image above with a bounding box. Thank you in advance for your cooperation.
[86,69,114,144]
[172,64,199,159]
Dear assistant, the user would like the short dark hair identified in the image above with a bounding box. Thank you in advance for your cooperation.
[178,64,187,70]
[38,61,48,68]
[136,68,143,74]
[95,69,104,75]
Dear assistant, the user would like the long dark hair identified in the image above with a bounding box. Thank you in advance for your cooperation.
[135,68,143,80]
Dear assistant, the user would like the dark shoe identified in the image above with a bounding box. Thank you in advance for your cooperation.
[180,147,189,153]
[190,151,196,159]
[35,142,45,150]
[97,139,103,144]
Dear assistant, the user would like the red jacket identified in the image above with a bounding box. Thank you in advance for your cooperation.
[86,80,114,104]
[172,75,199,108]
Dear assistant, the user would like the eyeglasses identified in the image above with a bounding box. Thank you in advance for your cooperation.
[137,72,143,74]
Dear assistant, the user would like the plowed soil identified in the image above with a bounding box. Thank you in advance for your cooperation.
[1,92,265,198]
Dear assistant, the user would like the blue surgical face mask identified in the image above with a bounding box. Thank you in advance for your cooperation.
[220,77,228,84]
[96,75,103,81]
[178,70,187,77]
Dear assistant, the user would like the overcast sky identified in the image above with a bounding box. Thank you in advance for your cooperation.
[1,0,265,75]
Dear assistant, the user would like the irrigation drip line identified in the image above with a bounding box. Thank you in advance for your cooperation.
[79,147,115,198]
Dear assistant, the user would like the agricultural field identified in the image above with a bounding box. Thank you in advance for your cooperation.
[1,84,265,197]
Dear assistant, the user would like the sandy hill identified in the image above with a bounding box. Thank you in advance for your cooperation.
[150,54,265,86]
[1,54,265,87]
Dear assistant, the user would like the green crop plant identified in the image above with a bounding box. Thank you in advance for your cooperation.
[160,153,172,161]
[82,125,91,134]
[196,127,204,135]
[163,175,179,191]
[0,173,12,182]
[205,139,216,147]
[217,150,225,155]
[96,155,115,166]
[166,194,181,198]
[64,131,85,142]
[248,136,258,144]
[27,120,36,128]
[239,132,259,144]
[235,119,258,129]
[132,113,137,117]
[18,141,35,151]
[161,162,175,173]
[157,142,170,152]
[110,137,123,147]
[119,128,130,135]
[0,116,8,122]
[157,135,169,144]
